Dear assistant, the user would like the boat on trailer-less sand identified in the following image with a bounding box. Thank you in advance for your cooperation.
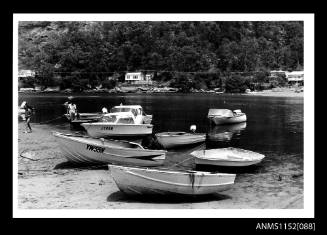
[191,147,265,167]
[108,164,236,196]
[53,132,166,167]
[208,109,247,125]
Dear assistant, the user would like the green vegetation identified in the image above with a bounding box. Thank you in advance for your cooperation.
[18,21,303,92]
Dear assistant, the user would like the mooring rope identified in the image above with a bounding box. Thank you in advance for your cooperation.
[167,142,206,169]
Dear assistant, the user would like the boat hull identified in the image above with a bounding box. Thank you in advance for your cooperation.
[53,132,166,166]
[109,165,236,195]
[155,132,206,149]
[209,114,247,125]
[81,123,153,137]
[191,147,265,167]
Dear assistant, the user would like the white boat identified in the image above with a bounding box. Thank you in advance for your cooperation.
[53,132,166,166]
[207,122,247,142]
[155,132,206,149]
[81,112,153,138]
[108,164,236,195]
[191,147,265,167]
[110,105,152,124]
[208,109,247,125]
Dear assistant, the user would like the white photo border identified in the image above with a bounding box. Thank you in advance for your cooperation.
[13,13,314,218]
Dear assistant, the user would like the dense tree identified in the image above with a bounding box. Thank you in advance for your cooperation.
[18,21,303,91]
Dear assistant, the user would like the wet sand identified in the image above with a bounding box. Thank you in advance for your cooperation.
[17,123,303,209]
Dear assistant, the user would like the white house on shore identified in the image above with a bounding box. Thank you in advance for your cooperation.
[269,70,287,78]
[18,70,35,78]
[125,72,153,85]
[286,71,304,86]
[269,70,304,86]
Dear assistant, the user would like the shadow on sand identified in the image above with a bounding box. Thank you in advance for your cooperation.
[106,191,231,204]
[195,164,265,174]
[54,161,108,170]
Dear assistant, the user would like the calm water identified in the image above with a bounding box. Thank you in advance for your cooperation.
[18,92,303,172]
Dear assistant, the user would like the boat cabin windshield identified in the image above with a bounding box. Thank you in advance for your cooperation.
[117,117,135,124]
[101,115,117,123]
[110,107,141,117]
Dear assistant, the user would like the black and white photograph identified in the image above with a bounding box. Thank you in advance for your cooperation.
[13,14,314,218]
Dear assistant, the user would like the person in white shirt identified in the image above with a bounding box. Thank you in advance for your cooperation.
[68,102,77,120]
[102,107,108,114]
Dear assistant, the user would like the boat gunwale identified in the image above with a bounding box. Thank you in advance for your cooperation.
[109,164,236,176]
[81,122,153,127]
[53,132,166,154]
[115,170,236,188]
[155,132,206,138]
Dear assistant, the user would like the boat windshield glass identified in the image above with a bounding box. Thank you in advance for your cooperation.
[110,107,138,117]
[101,115,117,123]
[117,117,135,124]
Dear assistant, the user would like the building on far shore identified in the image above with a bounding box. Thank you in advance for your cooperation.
[269,70,287,78]
[286,71,304,86]
[125,72,153,85]
[18,69,35,78]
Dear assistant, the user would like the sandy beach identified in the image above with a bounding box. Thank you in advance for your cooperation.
[16,121,303,210]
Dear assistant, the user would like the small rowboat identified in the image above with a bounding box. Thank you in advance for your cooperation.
[108,164,236,195]
[208,109,247,125]
[53,132,166,166]
[155,132,206,149]
[191,147,265,167]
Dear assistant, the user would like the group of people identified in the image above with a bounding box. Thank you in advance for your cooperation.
[20,96,113,134]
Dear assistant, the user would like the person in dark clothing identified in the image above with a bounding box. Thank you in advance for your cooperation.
[22,101,33,133]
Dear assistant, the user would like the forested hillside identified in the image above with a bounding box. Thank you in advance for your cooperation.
[18,21,303,91]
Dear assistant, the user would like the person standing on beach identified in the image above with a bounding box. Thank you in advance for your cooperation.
[102,107,108,114]
[68,102,77,120]
[22,101,33,133]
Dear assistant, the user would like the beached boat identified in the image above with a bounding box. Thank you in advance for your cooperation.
[191,147,265,167]
[155,132,206,149]
[207,122,247,142]
[110,105,152,124]
[108,164,236,195]
[208,109,247,125]
[81,112,153,138]
[53,132,166,166]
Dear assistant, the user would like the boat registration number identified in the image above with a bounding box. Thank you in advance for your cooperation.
[86,144,105,153]
[101,126,113,131]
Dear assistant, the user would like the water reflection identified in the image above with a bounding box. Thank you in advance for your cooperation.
[207,122,247,142]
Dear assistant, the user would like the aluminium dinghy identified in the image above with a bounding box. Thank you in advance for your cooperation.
[53,132,166,166]
[208,109,247,125]
[155,132,206,149]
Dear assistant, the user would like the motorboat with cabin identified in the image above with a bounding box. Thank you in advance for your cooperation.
[81,112,153,138]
